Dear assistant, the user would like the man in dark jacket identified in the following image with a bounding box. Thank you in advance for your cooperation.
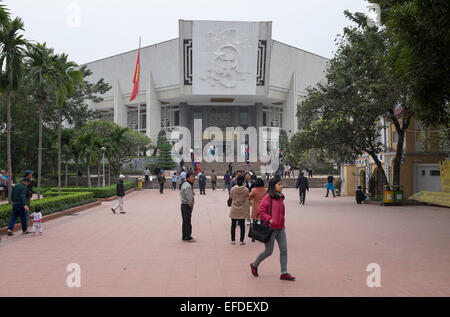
[154,166,161,178]
[111,175,126,214]
[296,172,309,205]
[199,172,207,195]
[7,178,32,236]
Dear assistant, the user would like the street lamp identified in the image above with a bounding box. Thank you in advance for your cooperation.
[101,147,106,188]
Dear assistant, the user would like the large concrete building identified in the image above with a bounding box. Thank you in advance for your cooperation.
[83,20,329,149]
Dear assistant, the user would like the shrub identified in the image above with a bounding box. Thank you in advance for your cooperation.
[47,181,136,198]
[0,192,95,228]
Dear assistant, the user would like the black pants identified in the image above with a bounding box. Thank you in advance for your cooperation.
[231,219,246,243]
[181,204,193,241]
[299,189,307,204]
[212,181,217,191]
[145,175,149,183]
[172,182,177,190]
[159,184,164,194]
[200,186,206,195]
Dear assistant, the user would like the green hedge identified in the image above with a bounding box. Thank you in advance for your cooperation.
[0,192,95,228]
[47,181,136,198]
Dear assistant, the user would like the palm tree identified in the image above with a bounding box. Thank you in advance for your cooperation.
[53,54,83,195]
[76,131,98,188]
[0,16,27,202]
[26,43,59,199]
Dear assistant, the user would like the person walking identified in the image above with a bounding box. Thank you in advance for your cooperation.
[198,172,207,195]
[179,169,187,190]
[211,170,217,191]
[111,175,126,214]
[326,173,336,198]
[308,167,313,179]
[180,173,196,242]
[250,177,295,281]
[249,178,267,242]
[159,172,166,194]
[229,175,250,245]
[224,171,231,193]
[30,205,43,236]
[296,172,309,205]
[7,178,32,236]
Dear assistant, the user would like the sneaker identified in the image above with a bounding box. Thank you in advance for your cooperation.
[120,212,126,214]
[250,263,259,277]
[22,231,31,235]
[231,241,236,245]
[186,238,197,243]
[240,242,246,246]
[280,273,296,281]
[111,208,116,214]
[7,230,14,236]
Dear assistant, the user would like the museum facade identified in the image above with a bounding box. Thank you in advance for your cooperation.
[83,20,329,149]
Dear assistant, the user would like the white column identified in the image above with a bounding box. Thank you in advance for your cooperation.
[114,80,127,127]
[146,72,161,144]
[283,72,298,138]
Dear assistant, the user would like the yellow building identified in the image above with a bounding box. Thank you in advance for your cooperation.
[341,116,447,198]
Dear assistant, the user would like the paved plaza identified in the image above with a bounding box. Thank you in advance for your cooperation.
[0,188,449,297]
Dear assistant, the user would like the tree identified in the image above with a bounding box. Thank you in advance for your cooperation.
[26,42,62,199]
[0,15,27,201]
[158,141,176,170]
[53,53,83,195]
[293,11,415,188]
[369,0,450,141]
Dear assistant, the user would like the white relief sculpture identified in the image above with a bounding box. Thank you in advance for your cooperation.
[199,29,251,88]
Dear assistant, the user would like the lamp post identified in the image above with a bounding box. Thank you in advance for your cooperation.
[101,147,106,188]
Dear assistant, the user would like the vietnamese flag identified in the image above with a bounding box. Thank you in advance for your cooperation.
[130,48,140,101]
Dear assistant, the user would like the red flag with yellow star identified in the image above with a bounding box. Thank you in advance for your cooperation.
[130,48,140,101]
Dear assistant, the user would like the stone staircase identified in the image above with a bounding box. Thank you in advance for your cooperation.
[142,176,327,190]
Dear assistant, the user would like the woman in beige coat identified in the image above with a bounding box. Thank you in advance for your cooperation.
[229,175,250,245]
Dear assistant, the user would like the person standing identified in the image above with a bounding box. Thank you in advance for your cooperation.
[7,178,32,236]
[250,177,295,281]
[211,170,217,191]
[111,175,126,214]
[229,176,250,245]
[199,172,207,195]
[249,178,267,242]
[326,173,336,198]
[356,186,366,204]
[144,168,151,183]
[190,147,195,163]
[228,163,233,175]
[30,205,43,236]
[296,172,309,205]
[0,170,8,200]
[154,166,161,178]
[180,173,196,242]
[159,173,166,194]
[224,171,231,193]
[24,170,34,208]
[172,172,178,191]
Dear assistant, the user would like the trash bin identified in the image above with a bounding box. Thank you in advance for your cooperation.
[383,185,394,205]
[138,178,143,190]
[394,185,404,205]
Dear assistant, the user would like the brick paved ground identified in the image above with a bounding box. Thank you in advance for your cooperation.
[0,188,449,297]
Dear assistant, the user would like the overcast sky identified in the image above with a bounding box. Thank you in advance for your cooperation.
[4,0,370,65]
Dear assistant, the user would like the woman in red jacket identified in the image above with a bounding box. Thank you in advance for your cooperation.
[250,176,295,281]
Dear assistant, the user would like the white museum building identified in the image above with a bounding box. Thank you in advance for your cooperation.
[83,20,329,150]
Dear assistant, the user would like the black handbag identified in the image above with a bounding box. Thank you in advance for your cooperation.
[248,199,273,243]
[227,197,232,207]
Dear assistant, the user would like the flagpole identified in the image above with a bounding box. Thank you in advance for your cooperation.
[137,37,141,134]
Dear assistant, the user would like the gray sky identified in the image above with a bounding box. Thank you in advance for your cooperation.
[4,0,370,65]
